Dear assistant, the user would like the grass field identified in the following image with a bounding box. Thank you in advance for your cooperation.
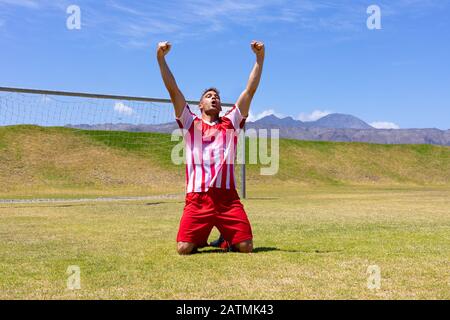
[1,185,449,299]
[0,126,449,299]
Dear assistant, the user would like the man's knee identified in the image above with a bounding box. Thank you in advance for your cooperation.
[177,242,196,255]
[235,240,253,253]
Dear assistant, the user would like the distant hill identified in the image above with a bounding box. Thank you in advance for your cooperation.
[245,126,450,146]
[252,115,302,127]
[247,114,449,145]
[0,126,449,199]
[68,112,450,146]
[307,113,374,129]
[253,113,373,129]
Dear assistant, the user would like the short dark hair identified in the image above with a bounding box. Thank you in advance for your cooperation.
[200,87,220,101]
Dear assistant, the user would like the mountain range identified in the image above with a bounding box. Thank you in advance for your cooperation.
[250,113,374,129]
[68,113,450,146]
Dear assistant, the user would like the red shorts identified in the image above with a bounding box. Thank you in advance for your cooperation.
[177,187,253,247]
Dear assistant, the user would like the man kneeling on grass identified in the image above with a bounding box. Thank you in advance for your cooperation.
[157,40,265,254]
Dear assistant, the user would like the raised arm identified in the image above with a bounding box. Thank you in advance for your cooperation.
[236,41,265,117]
[157,41,187,118]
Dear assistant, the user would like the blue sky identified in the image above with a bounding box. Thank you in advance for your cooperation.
[1,0,449,129]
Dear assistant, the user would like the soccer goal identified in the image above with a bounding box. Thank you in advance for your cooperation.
[0,87,246,198]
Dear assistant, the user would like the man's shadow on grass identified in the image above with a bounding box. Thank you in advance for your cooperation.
[197,247,343,254]
[253,247,344,254]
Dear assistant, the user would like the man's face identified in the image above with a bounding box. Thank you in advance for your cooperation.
[199,90,222,116]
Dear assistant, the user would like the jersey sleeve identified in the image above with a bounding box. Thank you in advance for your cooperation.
[175,104,196,130]
[222,105,246,131]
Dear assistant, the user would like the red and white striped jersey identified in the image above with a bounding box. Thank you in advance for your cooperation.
[176,104,246,194]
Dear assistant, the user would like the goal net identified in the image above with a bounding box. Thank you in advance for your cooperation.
[0,88,244,199]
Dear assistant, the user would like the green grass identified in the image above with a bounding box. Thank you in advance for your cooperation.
[0,185,449,299]
[0,126,449,299]
[0,126,184,199]
[77,130,177,168]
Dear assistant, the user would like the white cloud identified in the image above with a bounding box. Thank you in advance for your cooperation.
[247,109,285,122]
[297,110,332,122]
[2,0,446,48]
[370,121,400,129]
[114,102,134,116]
[108,0,283,45]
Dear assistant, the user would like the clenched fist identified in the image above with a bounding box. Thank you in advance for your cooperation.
[251,40,265,59]
[157,41,171,59]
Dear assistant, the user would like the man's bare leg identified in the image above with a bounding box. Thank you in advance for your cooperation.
[177,242,197,255]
